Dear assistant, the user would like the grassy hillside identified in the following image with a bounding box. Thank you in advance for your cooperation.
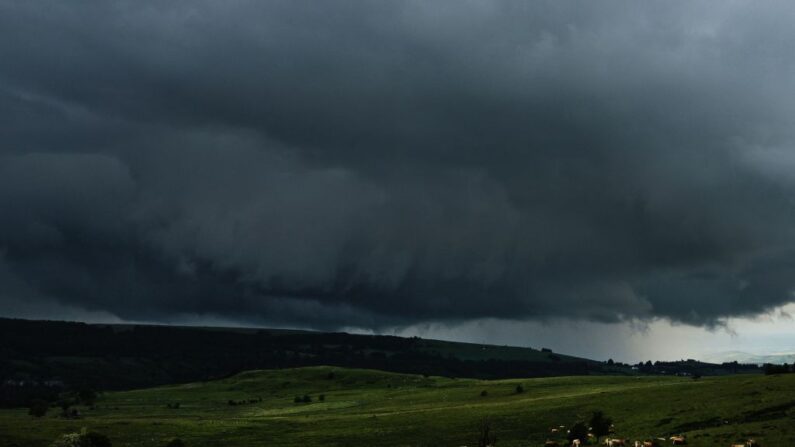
[0,318,600,399]
[1,366,793,447]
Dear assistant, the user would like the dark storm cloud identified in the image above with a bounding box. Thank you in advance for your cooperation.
[3,0,795,328]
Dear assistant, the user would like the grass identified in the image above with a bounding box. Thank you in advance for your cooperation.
[1,367,794,447]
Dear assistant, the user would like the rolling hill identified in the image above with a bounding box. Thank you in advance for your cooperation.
[0,317,600,401]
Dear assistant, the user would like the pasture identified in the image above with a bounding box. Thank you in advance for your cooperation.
[1,367,794,446]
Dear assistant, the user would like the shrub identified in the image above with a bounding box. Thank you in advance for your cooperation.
[589,411,612,442]
[301,394,312,403]
[58,398,73,417]
[51,432,82,447]
[293,396,302,403]
[515,384,524,394]
[165,439,185,447]
[318,394,325,402]
[82,432,111,447]
[480,390,488,397]
[568,422,589,443]
[51,429,111,447]
[29,399,49,418]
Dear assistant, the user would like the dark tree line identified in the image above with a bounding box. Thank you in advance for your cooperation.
[763,363,793,375]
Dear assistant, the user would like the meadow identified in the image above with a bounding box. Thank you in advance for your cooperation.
[1,366,794,447]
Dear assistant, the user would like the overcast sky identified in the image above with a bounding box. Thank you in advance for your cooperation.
[3,1,795,362]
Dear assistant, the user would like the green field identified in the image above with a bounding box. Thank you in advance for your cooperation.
[1,367,794,447]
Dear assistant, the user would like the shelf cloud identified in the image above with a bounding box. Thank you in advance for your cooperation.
[3,1,795,331]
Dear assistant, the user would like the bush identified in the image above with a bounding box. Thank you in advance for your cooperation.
[318,394,325,402]
[51,429,111,447]
[480,390,488,397]
[515,384,524,394]
[589,411,612,442]
[29,399,49,418]
[165,439,185,447]
[293,396,302,403]
[568,422,588,443]
[82,432,111,447]
[301,394,312,403]
[51,432,82,447]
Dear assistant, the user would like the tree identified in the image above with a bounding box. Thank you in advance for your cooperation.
[480,390,488,397]
[568,422,589,444]
[301,394,312,403]
[165,439,185,447]
[28,399,49,418]
[318,394,325,402]
[476,418,497,447]
[515,384,524,394]
[589,411,612,443]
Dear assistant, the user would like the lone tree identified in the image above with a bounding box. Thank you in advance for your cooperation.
[568,422,589,444]
[589,410,613,443]
[515,384,524,394]
[476,418,497,447]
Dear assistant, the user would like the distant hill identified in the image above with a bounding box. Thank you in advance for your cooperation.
[0,317,599,405]
[0,317,761,408]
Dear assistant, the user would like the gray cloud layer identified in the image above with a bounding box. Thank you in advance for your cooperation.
[3,1,795,329]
